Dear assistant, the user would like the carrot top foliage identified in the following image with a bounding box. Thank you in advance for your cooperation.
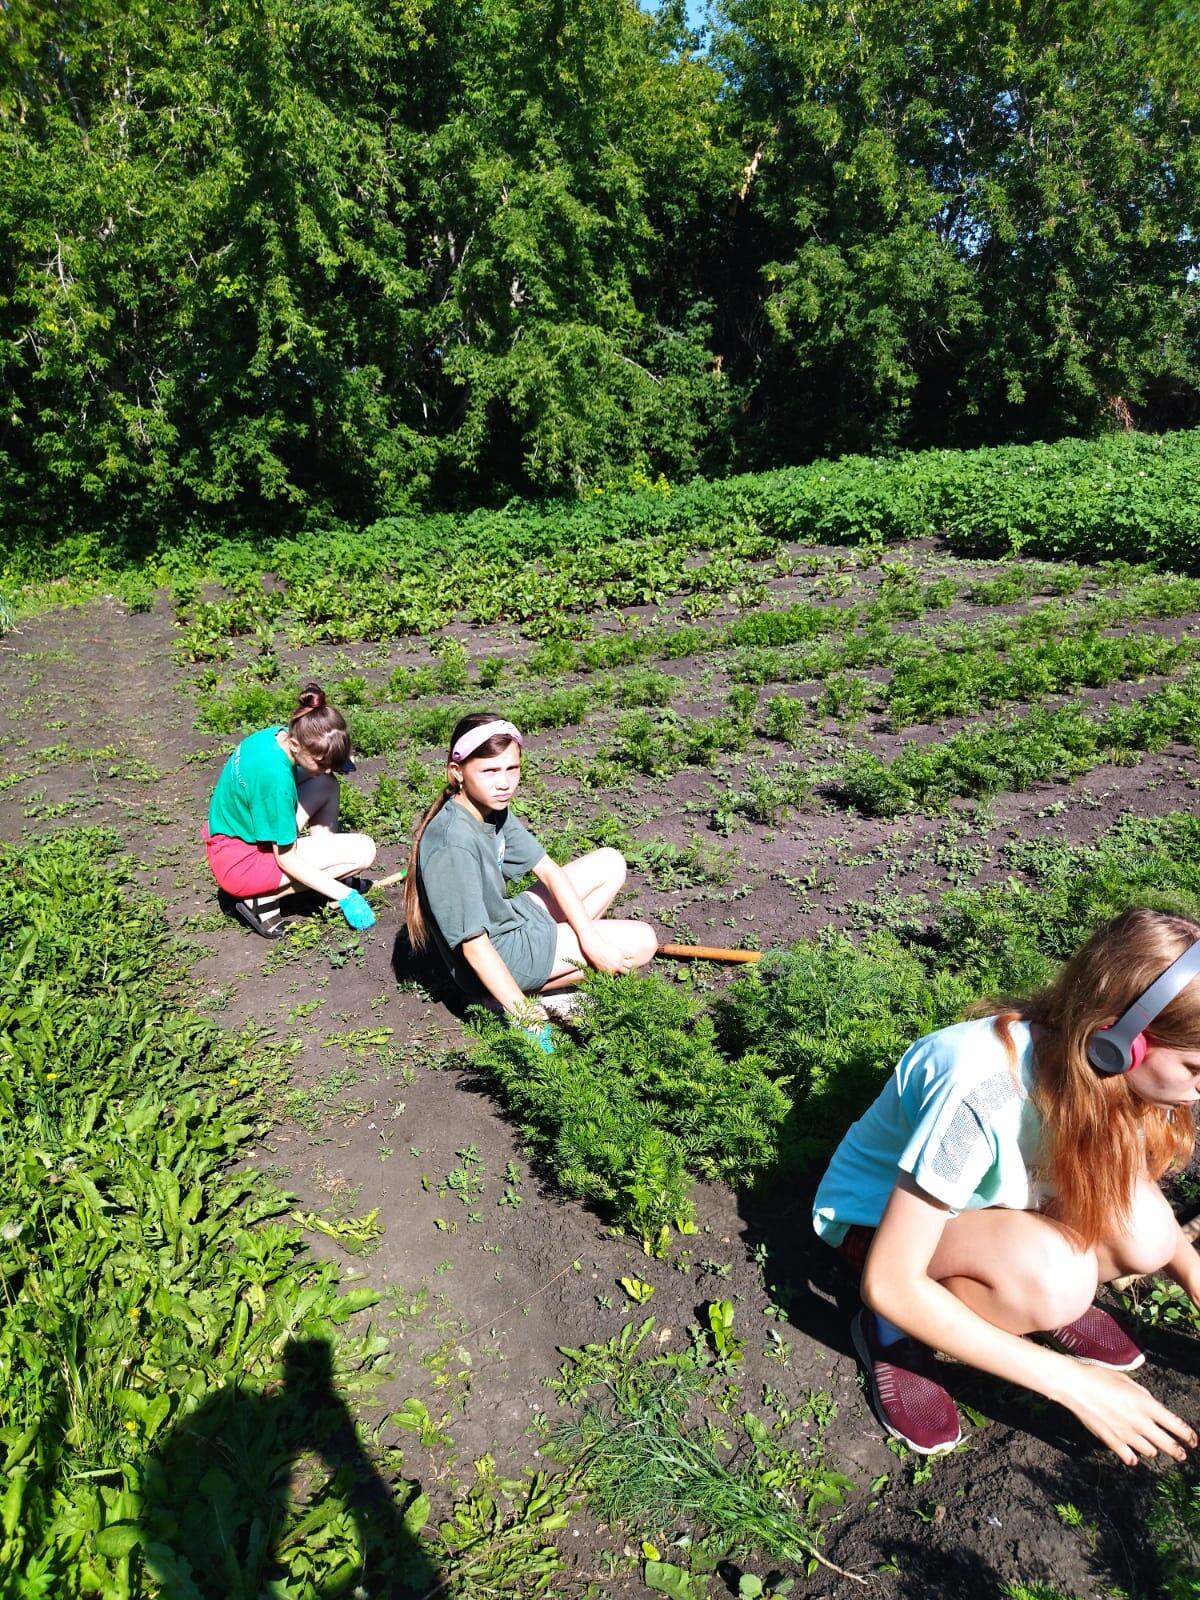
[464,812,1200,1247]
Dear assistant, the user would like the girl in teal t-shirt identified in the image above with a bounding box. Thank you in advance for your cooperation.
[204,681,376,937]
[815,907,1200,1467]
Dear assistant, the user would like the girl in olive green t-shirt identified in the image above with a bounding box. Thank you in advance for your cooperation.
[405,712,658,1049]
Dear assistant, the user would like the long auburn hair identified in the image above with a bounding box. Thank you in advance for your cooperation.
[974,907,1200,1248]
[404,712,520,949]
[288,682,350,772]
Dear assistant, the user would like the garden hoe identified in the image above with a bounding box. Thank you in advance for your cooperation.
[370,868,408,891]
[656,942,762,964]
[369,871,762,964]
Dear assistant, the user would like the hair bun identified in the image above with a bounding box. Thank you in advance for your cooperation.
[296,681,326,714]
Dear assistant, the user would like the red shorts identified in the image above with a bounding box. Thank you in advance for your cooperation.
[203,823,286,898]
[836,1225,876,1278]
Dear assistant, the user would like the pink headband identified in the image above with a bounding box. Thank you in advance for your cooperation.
[450,720,523,763]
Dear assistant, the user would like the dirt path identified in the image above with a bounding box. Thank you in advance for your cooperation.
[3,586,1197,1600]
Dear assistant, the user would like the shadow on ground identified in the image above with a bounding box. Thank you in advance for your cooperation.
[139,1338,441,1598]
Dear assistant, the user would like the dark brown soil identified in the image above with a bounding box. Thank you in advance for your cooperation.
[4,554,1199,1600]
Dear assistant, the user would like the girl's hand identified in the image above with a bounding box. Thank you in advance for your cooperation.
[580,931,633,975]
[1057,1363,1196,1466]
[508,1010,554,1054]
[339,889,376,931]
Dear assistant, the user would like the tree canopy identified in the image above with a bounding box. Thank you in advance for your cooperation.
[1,0,1197,546]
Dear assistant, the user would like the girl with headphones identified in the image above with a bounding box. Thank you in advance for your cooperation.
[813,906,1200,1464]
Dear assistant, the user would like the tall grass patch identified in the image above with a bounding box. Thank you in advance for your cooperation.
[0,830,400,1595]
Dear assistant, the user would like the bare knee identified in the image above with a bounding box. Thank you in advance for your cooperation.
[628,922,657,968]
[593,847,627,891]
[345,832,376,873]
[1013,1228,1099,1330]
[1104,1180,1178,1280]
[317,832,375,876]
[298,774,339,817]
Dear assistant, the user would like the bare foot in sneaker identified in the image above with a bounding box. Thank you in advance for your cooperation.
[539,991,593,1024]
[851,1310,962,1455]
[1048,1305,1144,1371]
[233,896,286,939]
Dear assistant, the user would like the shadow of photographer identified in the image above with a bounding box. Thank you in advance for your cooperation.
[138,1336,442,1598]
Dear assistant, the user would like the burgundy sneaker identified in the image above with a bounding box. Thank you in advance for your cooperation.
[1048,1304,1144,1371]
[851,1310,963,1455]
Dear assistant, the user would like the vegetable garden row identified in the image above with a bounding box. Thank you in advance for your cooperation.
[4,429,1200,1597]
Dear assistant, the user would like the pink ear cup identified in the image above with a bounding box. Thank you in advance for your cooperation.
[1127,1032,1148,1071]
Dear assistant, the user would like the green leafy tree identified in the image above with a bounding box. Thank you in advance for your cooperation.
[714,0,1200,458]
[1,0,438,551]
[3,0,1199,547]
[415,0,737,495]
[0,0,738,547]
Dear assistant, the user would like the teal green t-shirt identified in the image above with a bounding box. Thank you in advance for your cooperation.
[416,799,555,994]
[812,1017,1046,1244]
[208,726,299,847]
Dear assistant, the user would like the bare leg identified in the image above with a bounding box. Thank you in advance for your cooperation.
[927,1209,1100,1334]
[922,1182,1179,1337]
[526,848,627,922]
[541,917,659,989]
[249,778,373,907]
[1094,1178,1181,1285]
[296,772,339,833]
[525,848,657,989]
[283,829,375,884]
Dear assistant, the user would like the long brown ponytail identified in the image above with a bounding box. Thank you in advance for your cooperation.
[289,682,350,773]
[404,711,518,948]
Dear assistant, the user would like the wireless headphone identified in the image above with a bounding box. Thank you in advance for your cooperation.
[1086,938,1200,1075]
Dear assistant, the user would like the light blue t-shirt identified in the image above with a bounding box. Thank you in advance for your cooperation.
[812,1017,1046,1245]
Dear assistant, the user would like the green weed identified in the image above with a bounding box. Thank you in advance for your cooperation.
[608,697,754,779]
[629,834,733,889]
[715,934,971,1163]
[840,679,1200,817]
[727,765,811,827]
[886,627,1194,727]
[465,972,789,1244]
[0,829,418,1593]
[1000,1588,1082,1600]
[965,567,1036,605]
[548,1320,852,1574]
[1149,1466,1200,1600]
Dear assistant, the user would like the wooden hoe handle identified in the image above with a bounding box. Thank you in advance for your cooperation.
[656,943,763,965]
[370,869,408,892]
[367,879,762,968]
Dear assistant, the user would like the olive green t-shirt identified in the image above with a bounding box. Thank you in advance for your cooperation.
[208,726,299,847]
[416,800,555,994]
